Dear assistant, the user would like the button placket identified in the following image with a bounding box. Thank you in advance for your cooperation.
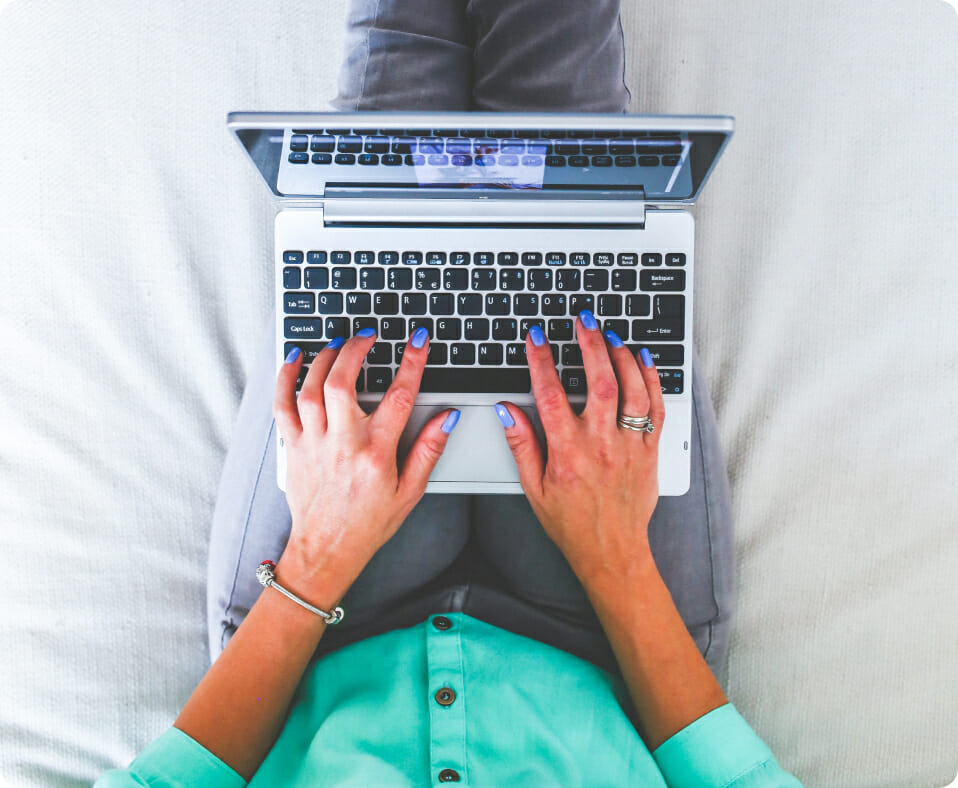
[426,614,467,784]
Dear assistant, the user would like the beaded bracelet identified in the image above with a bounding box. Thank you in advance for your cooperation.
[255,560,345,625]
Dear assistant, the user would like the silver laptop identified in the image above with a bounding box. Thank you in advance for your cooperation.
[228,111,734,496]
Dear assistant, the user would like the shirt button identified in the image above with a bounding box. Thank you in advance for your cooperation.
[433,615,452,630]
[438,768,461,782]
[435,687,457,706]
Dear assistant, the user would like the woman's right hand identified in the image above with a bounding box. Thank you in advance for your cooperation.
[496,310,665,590]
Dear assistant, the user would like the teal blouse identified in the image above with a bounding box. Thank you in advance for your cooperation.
[97,612,802,786]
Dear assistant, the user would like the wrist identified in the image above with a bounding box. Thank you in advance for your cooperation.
[273,542,355,611]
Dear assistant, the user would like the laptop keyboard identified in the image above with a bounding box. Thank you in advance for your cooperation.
[282,249,686,396]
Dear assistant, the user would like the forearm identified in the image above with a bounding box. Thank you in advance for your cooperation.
[582,548,729,752]
[174,547,352,782]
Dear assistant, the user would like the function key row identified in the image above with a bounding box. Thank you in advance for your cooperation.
[291,135,681,155]
[291,129,682,140]
[289,151,677,167]
[282,250,686,267]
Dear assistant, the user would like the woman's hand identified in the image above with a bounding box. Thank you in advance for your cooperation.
[496,311,664,589]
[272,327,459,597]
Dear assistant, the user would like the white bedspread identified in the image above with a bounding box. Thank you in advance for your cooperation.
[1,0,956,785]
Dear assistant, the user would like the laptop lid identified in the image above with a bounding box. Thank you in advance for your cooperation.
[228,111,733,209]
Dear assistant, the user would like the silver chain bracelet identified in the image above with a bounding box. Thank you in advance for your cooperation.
[256,560,345,625]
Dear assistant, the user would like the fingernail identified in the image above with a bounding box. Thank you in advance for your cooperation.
[604,330,624,348]
[495,403,514,428]
[326,336,345,350]
[356,327,376,338]
[579,310,598,331]
[285,346,301,364]
[410,326,429,349]
[441,409,461,434]
[528,325,546,346]
[640,347,654,368]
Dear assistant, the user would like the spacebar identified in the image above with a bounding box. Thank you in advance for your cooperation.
[419,368,531,393]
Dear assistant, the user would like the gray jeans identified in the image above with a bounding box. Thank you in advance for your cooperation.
[207,0,735,688]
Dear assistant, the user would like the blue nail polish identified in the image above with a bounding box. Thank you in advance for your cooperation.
[410,326,429,349]
[495,403,515,428]
[326,336,345,350]
[356,327,376,338]
[579,310,598,331]
[640,347,654,368]
[285,346,301,364]
[604,330,624,348]
[528,325,546,347]
[441,409,461,434]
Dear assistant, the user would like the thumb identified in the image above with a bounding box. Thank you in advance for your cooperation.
[494,402,545,500]
[397,408,460,502]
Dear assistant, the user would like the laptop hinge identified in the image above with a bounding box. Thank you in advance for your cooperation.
[321,186,646,228]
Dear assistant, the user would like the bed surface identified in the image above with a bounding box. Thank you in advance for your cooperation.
[0,1,956,785]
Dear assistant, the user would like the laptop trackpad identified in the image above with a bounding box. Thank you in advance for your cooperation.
[396,405,543,484]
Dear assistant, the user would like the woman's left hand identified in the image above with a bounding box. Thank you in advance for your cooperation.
[271,328,458,600]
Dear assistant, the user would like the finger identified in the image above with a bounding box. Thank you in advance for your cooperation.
[575,310,619,430]
[323,327,377,429]
[371,325,429,444]
[525,324,576,445]
[296,337,346,433]
[602,328,650,429]
[273,346,306,443]
[397,408,460,505]
[636,345,665,448]
[494,401,545,501]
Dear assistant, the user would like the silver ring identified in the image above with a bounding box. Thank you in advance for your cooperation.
[617,413,655,433]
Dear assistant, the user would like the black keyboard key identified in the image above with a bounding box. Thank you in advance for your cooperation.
[408,317,434,337]
[570,253,590,266]
[611,270,637,291]
[500,270,524,291]
[317,293,343,314]
[436,317,462,340]
[427,343,448,365]
[355,251,375,265]
[419,367,531,393]
[457,294,482,315]
[331,251,351,265]
[388,269,412,290]
[374,292,399,315]
[464,318,490,340]
[522,252,543,266]
[426,251,447,265]
[569,155,589,167]
[284,317,323,339]
[602,319,629,339]
[444,269,468,290]
[284,292,315,314]
[474,252,494,266]
[283,267,301,289]
[528,269,553,291]
[561,344,583,366]
[617,253,638,266]
[598,294,622,316]
[497,251,519,266]
[345,292,371,314]
[583,270,609,291]
[366,367,392,392]
[614,156,636,167]
[506,343,527,365]
[548,319,574,341]
[654,294,685,319]
[311,153,333,164]
[485,294,510,315]
[513,294,538,316]
[310,136,335,152]
[556,270,580,291]
[450,343,475,365]
[593,253,614,267]
[416,269,441,290]
[380,317,405,339]
[635,344,685,367]
[640,269,686,292]
[641,252,663,266]
[324,317,349,339]
[338,137,362,153]
[284,341,327,364]
[381,153,402,165]
[493,318,518,340]
[306,251,327,265]
[358,153,379,165]
[365,137,389,153]
[289,152,309,164]
[626,294,651,316]
[561,368,587,394]
[546,155,566,167]
[632,318,684,341]
[657,369,684,394]
[545,252,566,266]
[332,267,357,290]
[541,294,566,315]
[284,250,304,264]
[359,268,385,290]
[666,253,687,266]
[401,293,427,314]
[519,318,545,339]
[402,251,423,265]
[472,269,497,290]
[450,251,470,265]
[378,251,399,265]
[569,294,594,315]
[430,293,454,315]
[352,317,377,335]
[478,343,503,365]
[290,135,308,151]
[304,267,328,289]
[335,153,356,165]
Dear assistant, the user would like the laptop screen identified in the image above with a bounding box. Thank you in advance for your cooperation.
[229,112,733,204]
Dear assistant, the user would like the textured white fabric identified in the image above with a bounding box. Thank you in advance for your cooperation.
[0,0,956,786]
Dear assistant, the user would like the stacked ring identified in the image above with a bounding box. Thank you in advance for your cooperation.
[617,414,654,433]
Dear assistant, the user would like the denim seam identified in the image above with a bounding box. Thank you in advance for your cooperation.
[356,0,379,110]
[618,14,632,109]
[220,418,276,652]
[694,362,720,661]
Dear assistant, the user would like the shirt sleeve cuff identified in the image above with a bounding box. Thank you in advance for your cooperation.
[95,726,247,788]
[651,703,798,787]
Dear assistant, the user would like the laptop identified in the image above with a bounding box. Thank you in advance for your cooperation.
[228,111,734,496]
